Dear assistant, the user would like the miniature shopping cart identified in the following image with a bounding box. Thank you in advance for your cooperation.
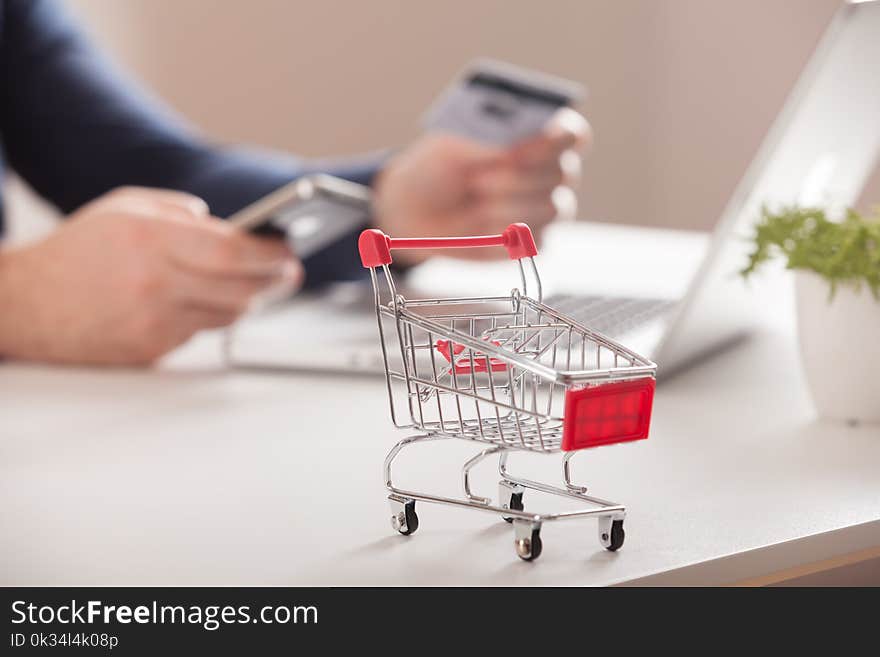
[358,223,657,561]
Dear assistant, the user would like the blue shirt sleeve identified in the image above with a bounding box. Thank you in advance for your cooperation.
[0,0,381,286]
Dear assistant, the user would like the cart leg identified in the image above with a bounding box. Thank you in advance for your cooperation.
[389,494,419,536]
[513,519,543,561]
[562,451,588,493]
[499,479,525,523]
[461,447,504,506]
[597,514,625,551]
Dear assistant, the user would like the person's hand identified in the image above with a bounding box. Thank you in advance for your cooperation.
[0,187,301,365]
[372,108,591,264]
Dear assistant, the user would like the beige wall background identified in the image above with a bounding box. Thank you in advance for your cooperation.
[6,0,880,240]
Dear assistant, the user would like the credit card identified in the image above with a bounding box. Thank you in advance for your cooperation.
[423,59,585,146]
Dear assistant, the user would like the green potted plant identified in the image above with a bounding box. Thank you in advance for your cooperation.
[742,205,880,423]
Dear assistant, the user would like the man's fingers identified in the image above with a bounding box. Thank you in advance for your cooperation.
[170,259,303,313]
[165,221,294,277]
[149,281,294,361]
[470,163,565,199]
[510,108,592,167]
[111,186,210,218]
[475,194,558,231]
[511,130,577,168]
[552,185,578,222]
[180,307,243,331]
[166,262,303,345]
[551,107,593,150]
[87,187,212,227]
[559,148,583,187]
[435,133,506,167]
[159,307,242,351]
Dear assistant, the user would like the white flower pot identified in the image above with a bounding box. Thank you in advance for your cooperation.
[795,270,880,423]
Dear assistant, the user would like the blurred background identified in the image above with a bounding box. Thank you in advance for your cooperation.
[5,0,879,243]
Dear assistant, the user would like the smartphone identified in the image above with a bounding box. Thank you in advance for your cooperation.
[228,174,372,259]
[422,58,585,146]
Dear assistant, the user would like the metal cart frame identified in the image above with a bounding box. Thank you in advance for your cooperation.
[359,223,657,561]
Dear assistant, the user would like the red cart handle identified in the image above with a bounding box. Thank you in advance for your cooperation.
[358,222,537,268]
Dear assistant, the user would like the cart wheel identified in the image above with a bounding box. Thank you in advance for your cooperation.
[515,527,543,562]
[603,520,625,552]
[390,498,419,536]
[502,491,524,523]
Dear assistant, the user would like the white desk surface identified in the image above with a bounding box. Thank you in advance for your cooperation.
[2,223,879,586]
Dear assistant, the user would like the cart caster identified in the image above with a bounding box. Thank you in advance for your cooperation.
[598,517,625,551]
[499,480,525,523]
[389,495,419,536]
[513,521,542,562]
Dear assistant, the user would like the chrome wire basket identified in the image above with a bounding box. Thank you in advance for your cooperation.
[359,223,657,561]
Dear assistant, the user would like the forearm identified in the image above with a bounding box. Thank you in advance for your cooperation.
[1,0,385,288]
[0,245,48,360]
[0,249,19,357]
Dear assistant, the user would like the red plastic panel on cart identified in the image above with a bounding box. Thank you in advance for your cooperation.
[435,339,507,373]
[561,378,655,451]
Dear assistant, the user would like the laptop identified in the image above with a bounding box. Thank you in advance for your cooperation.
[226,0,880,377]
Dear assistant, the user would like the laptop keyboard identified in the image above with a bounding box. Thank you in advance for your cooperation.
[543,294,677,338]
